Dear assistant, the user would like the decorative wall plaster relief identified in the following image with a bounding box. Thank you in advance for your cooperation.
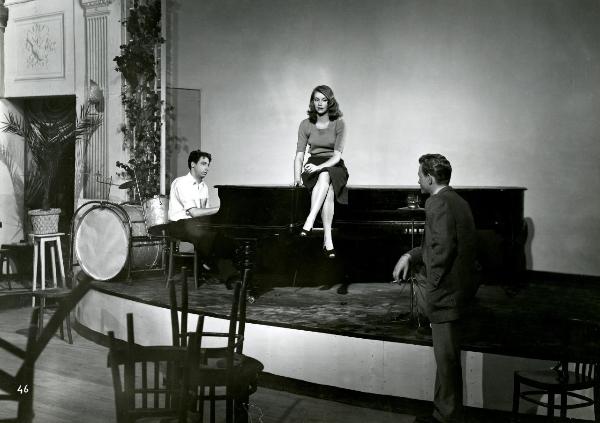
[15,12,64,80]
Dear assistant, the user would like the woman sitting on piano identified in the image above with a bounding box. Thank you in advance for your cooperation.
[294,85,349,259]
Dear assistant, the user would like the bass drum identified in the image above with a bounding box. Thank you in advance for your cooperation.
[73,203,161,281]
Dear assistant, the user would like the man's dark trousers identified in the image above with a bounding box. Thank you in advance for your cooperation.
[432,320,464,423]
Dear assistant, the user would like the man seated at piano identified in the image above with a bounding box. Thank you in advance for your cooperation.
[168,150,239,286]
[294,84,349,259]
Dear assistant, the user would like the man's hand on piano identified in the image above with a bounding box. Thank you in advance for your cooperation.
[294,178,303,187]
[188,206,219,218]
[392,253,411,283]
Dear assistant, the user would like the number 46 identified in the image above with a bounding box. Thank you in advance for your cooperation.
[17,384,29,394]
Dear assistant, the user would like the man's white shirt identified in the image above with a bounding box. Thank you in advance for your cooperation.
[168,172,210,221]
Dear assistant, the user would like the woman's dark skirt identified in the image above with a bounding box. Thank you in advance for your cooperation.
[301,156,349,204]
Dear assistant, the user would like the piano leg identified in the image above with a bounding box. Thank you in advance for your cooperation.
[235,238,258,303]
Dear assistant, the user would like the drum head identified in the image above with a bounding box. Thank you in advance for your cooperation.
[75,206,128,281]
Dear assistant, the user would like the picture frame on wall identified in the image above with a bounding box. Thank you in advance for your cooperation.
[14,12,65,80]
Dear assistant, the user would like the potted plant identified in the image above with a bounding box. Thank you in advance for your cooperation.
[114,0,164,201]
[1,104,102,234]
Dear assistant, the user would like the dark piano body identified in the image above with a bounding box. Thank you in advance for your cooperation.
[168,185,526,297]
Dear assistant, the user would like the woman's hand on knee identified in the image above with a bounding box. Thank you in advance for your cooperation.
[303,163,320,173]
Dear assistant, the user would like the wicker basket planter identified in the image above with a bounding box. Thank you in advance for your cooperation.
[28,208,61,235]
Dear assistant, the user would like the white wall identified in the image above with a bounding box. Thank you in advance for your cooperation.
[0,99,24,245]
[167,0,600,276]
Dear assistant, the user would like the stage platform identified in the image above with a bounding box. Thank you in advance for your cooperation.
[74,273,599,420]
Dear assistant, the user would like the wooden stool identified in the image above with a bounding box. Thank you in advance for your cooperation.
[32,288,73,344]
[0,248,11,290]
[30,233,66,306]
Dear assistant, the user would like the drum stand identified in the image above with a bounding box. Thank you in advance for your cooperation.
[120,164,169,282]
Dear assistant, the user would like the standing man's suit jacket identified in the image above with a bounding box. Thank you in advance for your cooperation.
[409,186,477,323]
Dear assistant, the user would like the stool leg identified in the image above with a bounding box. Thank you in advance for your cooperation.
[40,239,46,292]
[56,237,66,287]
[50,242,57,289]
[32,241,39,307]
[5,256,11,291]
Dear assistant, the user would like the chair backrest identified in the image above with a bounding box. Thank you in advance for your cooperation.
[561,318,600,381]
[107,313,198,423]
[169,268,246,355]
[0,278,92,422]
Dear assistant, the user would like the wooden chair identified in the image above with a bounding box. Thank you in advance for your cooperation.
[107,313,199,423]
[0,279,92,422]
[169,268,263,423]
[512,318,600,420]
[31,288,74,344]
[165,239,199,289]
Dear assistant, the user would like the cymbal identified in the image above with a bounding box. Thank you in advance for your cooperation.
[119,181,134,189]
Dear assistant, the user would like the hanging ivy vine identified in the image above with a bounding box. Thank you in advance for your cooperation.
[114,0,163,200]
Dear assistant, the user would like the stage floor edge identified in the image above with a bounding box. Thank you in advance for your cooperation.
[74,282,596,421]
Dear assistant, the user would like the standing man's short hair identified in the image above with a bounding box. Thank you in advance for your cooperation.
[188,150,212,169]
[419,154,452,185]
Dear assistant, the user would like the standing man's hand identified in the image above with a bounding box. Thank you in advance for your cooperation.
[393,254,411,282]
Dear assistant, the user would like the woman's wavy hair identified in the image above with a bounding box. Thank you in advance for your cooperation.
[307,85,343,124]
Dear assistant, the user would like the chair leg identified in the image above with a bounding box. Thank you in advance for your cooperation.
[225,386,233,423]
[166,241,174,287]
[594,383,599,421]
[38,297,45,336]
[547,391,555,418]
[65,311,73,344]
[194,248,199,289]
[560,391,567,419]
[58,314,65,340]
[209,385,216,423]
[512,375,520,418]
[198,385,204,423]
[235,388,250,423]
[198,385,205,422]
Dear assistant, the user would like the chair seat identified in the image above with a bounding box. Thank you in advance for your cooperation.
[516,369,596,391]
[198,352,264,393]
[32,288,71,299]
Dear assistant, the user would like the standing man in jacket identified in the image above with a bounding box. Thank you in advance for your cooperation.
[393,154,477,423]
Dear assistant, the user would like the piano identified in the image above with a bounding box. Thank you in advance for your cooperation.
[167,185,526,300]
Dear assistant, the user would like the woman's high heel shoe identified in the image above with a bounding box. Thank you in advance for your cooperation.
[299,228,312,237]
[323,246,336,259]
